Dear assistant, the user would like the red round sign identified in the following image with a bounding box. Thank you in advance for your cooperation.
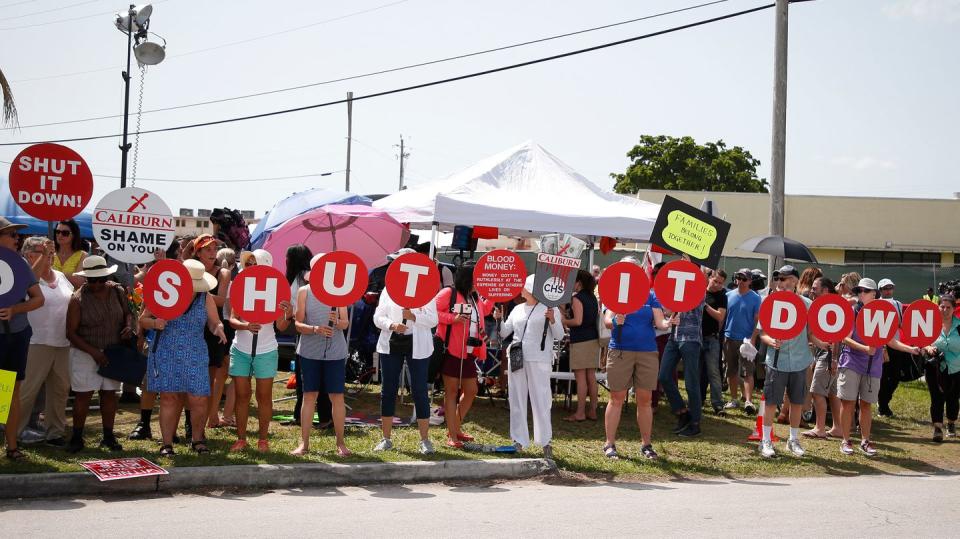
[899,300,942,348]
[759,291,808,341]
[384,252,441,309]
[651,260,706,313]
[229,264,292,324]
[473,249,525,301]
[142,260,194,320]
[8,143,93,221]
[309,251,369,307]
[855,300,900,347]
[598,261,651,314]
[807,294,854,343]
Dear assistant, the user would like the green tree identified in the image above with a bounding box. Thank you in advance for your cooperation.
[1,67,17,127]
[611,135,768,194]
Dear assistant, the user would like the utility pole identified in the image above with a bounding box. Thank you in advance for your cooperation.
[768,0,788,279]
[397,135,410,191]
[345,91,353,192]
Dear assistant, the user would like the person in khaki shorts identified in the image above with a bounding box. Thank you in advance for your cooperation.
[602,289,670,461]
[722,269,762,415]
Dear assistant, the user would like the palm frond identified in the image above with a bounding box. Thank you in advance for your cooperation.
[0,67,19,128]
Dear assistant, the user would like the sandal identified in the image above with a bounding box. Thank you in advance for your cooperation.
[562,415,587,422]
[801,430,828,439]
[603,443,619,459]
[191,441,211,455]
[256,439,269,453]
[456,432,474,442]
[336,446,352,457]
[5,448,25,461]
[446,439,464,449]
[159,444,175,457]
[220,418,237,428]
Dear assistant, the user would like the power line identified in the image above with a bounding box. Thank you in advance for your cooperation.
[0,0,97,22]
[8,0,410,80]
[0,2,777,147]
[0,0,37,9]
[0,158,344,182]
[0,0,173,31]
[6,0,727,129]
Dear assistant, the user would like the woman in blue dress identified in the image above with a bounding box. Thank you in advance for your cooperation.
[139,259,227,456]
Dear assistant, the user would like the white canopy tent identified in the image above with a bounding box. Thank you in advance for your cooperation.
[374,141,661,246]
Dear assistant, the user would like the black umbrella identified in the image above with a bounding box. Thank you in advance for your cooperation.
[737,234,818,263]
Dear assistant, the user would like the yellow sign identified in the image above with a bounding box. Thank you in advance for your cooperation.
[0,369,15,424]
[663,210,718,259]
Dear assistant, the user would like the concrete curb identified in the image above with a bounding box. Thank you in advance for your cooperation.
[0,458,557,499]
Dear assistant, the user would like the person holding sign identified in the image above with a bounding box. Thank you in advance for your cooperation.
[226,250,294,453]
[18,237,73,448]
[756,266,828,459]
[922,296,960,442]
[0,218,45,460]
[64,256,134,454]
[500,275,564,457]
[435,264,498,449]
[561,270,601,422]
[291,254,352,458]
[372,267,440,455]
[803,278,844,440]
[602,259,671,460]
[139,259,228,456]
[191,234,233,431]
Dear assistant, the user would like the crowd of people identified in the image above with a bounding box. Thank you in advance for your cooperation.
[1,214,958,465]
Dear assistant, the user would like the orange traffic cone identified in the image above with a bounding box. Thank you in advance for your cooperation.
[747,394,779,442]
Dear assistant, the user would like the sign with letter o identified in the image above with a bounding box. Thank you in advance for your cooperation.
[598,261,651,314]
[474,249,525,301]
[651,260,706,312]
[899,301,942,348]
[309,251,369,307]
[384,252,441,309]
[807,294,854,343]
[0,247,34,309]
[8,143,93,221]
[856,300,900,347]
[230,264,291,324]
[759,291,807,341]
[142,260,193,320]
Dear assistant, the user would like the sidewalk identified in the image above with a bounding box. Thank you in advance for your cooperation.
[0,458,556,499]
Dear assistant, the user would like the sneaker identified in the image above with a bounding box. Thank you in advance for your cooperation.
[801,409,814,424]
[640,444,659,460]
[18,428,46,445]
[128,423,152,441]
[542,444,554,460]
[418,439,435,455]
[859,440,878,457]
[723,401,740,410]
[712,407,727,417]
[99,437,123,452]
[839,439,855,455]
[786,439,805,457]
[373,438,394,452]
[672,412,691,434]
[933,427,944,443]
[758,440,776,458]
[743,401,757,415]
[946,423,957,438]
[877,406,894,418]
[45,437,66,448]
[677,423,701,438]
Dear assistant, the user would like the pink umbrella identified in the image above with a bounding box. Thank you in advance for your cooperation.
[262,204,410,276]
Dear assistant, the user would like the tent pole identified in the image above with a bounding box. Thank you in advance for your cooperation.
[588,236,595,269]
[429,222,439,258]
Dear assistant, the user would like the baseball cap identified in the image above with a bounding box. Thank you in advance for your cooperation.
[734,268,752,279]
[772,265,799,279]
[751,268,767,280]
[878,278,895,289]
[853,278,878,293]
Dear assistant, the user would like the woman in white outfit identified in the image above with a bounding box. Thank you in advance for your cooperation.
[500,275,565,458]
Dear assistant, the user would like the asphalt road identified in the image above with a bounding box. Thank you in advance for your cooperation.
[3,473,957,537]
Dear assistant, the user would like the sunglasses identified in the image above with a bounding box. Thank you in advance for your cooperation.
[735,276,749,281]
[853,288,874,294]
[86,276,108,283]
[881,286,894,291]
[1,230,19,238]
[775,277,788,282]
[55,230,72,236]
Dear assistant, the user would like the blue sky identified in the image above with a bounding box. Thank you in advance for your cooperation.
[1,0,958,216]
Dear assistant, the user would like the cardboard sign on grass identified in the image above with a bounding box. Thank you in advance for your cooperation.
[648,195,731,269]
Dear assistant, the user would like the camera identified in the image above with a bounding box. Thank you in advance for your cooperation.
[467,337,483,347]
[455,303,474,316]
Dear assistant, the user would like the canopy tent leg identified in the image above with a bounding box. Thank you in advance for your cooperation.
[429,222,439,258]
[588,236,595,270]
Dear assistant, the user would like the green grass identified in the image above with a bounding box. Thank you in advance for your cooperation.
[2,376,958,482]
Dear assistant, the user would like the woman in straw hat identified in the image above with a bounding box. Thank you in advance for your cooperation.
[65,255,134,454]
[139,259,228,456]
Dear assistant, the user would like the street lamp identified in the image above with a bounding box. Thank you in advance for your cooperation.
[114,4,165,188]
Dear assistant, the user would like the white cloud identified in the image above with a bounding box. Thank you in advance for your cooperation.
[829,156,896,171]
[882,0,960,23]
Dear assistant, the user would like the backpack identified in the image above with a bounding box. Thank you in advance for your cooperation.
[210,208,251,250]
